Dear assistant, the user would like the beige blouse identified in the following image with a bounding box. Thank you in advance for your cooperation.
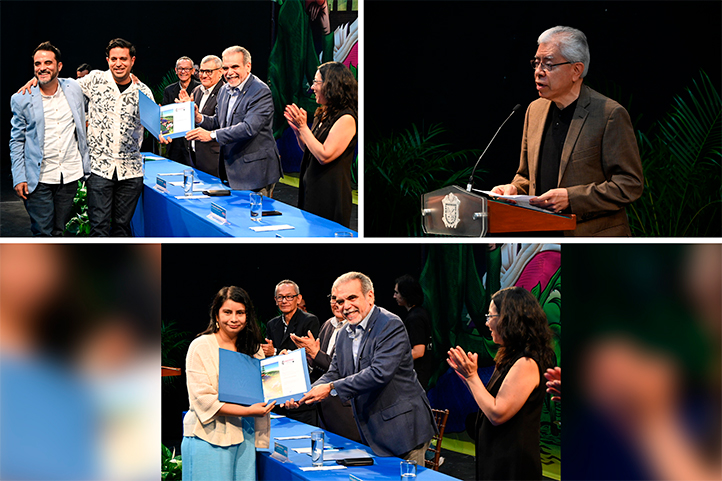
[183,333,270,447]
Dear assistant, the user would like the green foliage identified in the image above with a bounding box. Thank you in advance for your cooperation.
[64,180,90,236]
[366,123,482,236]
[162,320,191,369]
[152,69,179,104]
[628,70,721,236]
[161,444,182,480]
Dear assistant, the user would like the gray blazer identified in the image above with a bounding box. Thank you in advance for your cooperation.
[199,74,282,190]
[10,78,90,193]
[317,306,437,457]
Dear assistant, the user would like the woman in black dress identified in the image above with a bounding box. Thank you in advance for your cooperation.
[447,286,556,480]
[284,62,357,228]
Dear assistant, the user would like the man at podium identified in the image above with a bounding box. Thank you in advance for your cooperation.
[492,26,643,236]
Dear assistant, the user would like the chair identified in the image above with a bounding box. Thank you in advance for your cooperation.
[425,408,449,471]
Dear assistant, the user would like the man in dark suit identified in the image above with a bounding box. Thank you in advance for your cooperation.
[263,279,320,425]
[162,56,200,166]
[286,272,437,462]
[492,26,643,236]
[186,46,282,196]
[189,55,224,177]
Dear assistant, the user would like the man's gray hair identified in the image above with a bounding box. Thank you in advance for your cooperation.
[222,46,252,65]
[538,26,590,78]
[333,272,374,295]
[175,56,194,70]
[200,55,222,69]
[275,280,300,296]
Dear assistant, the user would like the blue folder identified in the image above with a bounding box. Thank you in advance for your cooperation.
[218,348,312,406]
[138,91,194,140]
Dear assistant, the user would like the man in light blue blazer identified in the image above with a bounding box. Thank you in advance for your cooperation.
[10,42,89,236]
[186,45,282,196]
[287,272,437,462]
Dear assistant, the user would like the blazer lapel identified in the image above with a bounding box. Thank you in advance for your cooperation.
[559,85,591,184]
[355,306,378,373]
[31,87,45,150]
[528,101,551,194]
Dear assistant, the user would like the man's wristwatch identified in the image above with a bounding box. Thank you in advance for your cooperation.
[329,382,337,397]
[210,130,217,140]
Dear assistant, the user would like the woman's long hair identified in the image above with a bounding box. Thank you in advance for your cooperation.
[491,286,556,373]
[198,286,262,356]
[314,61,358,123]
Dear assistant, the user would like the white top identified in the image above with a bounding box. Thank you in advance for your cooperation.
[39,85,84,184]
[183,333,270,447]
[77,70,154,180]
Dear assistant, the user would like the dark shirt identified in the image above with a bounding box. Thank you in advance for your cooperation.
[537,99,578,197]
[403,306,433,390]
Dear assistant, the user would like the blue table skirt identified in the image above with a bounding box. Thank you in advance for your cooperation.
[257,416,458,481]
[131,155,357,238]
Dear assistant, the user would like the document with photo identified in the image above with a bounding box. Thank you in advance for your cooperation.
[139,91,195,140]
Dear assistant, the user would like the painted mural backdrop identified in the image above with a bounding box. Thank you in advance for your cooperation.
[421,244,561,479]
[269,0,358,173]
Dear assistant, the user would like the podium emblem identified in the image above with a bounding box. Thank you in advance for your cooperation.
[442,192,461,229]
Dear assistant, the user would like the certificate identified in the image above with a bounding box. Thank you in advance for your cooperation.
[138,91,195,140]
[218,348,312,405]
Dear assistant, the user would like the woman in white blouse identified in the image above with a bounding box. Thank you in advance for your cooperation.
[182,286,275,481]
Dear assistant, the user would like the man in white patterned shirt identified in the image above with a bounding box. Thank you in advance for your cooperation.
[78,38,154,236]
[10,42,90,236]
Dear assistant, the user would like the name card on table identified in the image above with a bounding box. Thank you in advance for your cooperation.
[208,202,228,225]
[271,442,290,463]
[154,176,168,193]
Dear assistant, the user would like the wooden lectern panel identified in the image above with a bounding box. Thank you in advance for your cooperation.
[162,366,181,377]
[487,200,576,233]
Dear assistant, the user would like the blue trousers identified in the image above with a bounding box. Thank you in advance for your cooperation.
[86,172,143,237]
[24,180,78,236]
[181,418,256,481]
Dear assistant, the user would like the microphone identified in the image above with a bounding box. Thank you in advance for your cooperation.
[466,104,522,192]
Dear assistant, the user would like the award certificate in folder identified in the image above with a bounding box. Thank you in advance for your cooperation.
[218,348,312,405]
[139,91,195,140]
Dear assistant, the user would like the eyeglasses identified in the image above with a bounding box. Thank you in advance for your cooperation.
[199,68,220,76]
[485,313,499,321]
[177,67,194,73]
[275,294,298,302]
[530,59,572,72]
[312,79,323,85]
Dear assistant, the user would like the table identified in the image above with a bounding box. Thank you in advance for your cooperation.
[130,155,357,237]
[258,416,459,481]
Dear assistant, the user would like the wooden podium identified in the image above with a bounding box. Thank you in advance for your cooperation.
[421,185,576,236]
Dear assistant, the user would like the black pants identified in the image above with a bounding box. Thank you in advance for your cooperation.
[24,180,78,236]
[87,172,143,237]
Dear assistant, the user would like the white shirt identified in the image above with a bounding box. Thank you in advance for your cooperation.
[326,317,347,358]
[77,70,154,180]
[346,306,375,370]
[39,85,84,185]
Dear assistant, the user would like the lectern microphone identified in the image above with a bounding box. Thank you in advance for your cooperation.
[466,104,522,192]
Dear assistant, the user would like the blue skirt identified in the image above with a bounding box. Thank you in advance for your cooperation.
[181,417,256,481]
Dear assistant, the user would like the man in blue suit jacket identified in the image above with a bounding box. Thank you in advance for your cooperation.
[186,46,282,196]
[10,42,89,236]
[287,272,437,461]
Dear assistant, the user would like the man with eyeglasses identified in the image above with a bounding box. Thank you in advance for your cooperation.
[492,26,643,236]
[186,45,282,197]
[183,55,225,176]
[263,279,320,425]
[162,56,200,166]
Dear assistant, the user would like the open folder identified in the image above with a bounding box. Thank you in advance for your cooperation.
[218,348,312,405]
[138,91,195,140]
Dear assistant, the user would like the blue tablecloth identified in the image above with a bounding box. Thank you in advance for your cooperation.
[258,416,458,481]
[130,155,357,237]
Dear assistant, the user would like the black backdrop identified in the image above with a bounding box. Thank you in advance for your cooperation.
[365,0,722,190]
[1,0,275,182]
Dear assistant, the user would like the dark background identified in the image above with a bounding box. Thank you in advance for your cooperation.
[1,0,275,187]
[365,0,722,190]
[161,243,430,447]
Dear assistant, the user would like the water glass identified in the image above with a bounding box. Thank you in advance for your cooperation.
[183,169,194,196]
[250,192,263,220]
[400,460,417,479]
[311,431,324,467]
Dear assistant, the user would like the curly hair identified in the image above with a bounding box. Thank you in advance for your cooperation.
[395,274,424,307]
[198,286,262,356]
[315,61,358,122]
[491,286,556,373]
